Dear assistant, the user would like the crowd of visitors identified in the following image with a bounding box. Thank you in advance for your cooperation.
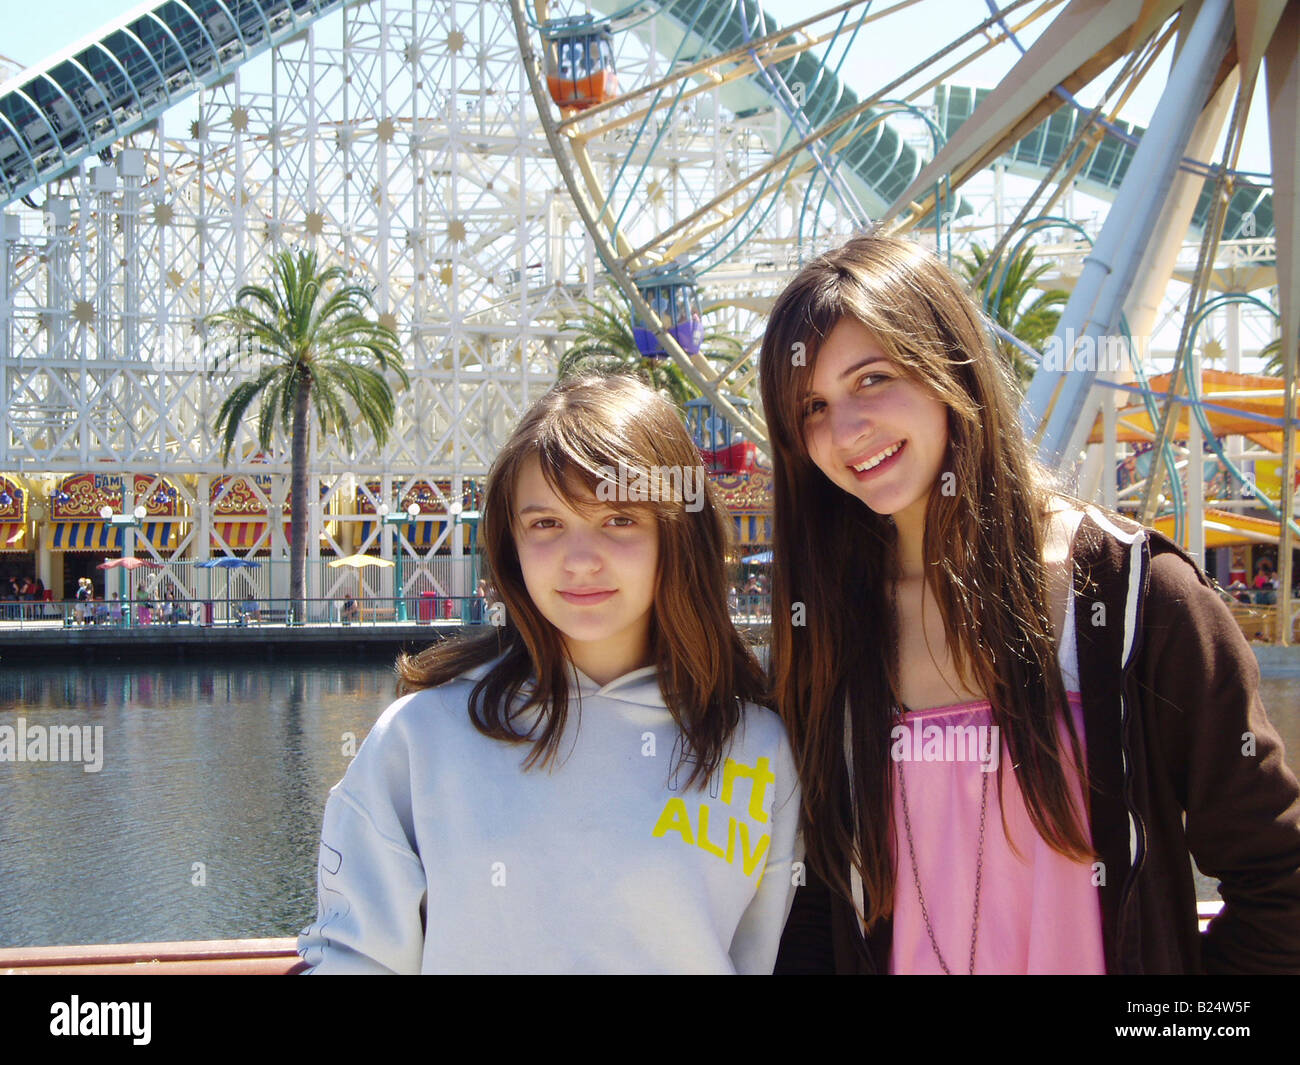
[0,575,47,619]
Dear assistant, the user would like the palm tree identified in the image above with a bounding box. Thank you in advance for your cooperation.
[1260,337,1287,377]
[557,291,745,409]
[205,249,409,623]
[960,242,1070,389]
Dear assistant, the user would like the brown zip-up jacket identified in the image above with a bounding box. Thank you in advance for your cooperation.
[775,508,1300,974]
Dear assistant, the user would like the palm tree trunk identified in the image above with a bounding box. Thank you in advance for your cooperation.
[290,376,310,624]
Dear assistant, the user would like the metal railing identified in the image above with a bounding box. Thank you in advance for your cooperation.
[79,555,484,612]
[0,594,777,631]
[0,595,479,630]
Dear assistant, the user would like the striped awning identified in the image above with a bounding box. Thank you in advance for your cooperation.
[355,520,453,551]
[50,521,172,552]
[733,514,771,546]
[0,523,27,551]
[212,521,342,551]
[213,521,275,551]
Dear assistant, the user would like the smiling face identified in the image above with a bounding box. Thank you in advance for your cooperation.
[512,455,659,682]
[801,316,950,530]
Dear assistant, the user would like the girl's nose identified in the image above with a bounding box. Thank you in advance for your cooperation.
[829,398,869,450]
[561,531,603,573]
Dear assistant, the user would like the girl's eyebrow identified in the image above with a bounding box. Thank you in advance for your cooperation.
[517,500,600,516]
[837,357,890,382]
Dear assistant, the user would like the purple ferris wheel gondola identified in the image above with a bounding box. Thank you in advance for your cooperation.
[630,263,703,358]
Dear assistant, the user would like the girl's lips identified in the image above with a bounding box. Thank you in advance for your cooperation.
[850,439,906,481]
[558,589,616,604]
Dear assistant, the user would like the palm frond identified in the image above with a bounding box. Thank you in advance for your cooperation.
[215,368,281,463]
[959,241,1070,387]
[1258,338,1289,377]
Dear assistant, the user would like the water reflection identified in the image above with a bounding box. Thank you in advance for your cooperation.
[0,659,1296,949]
[0,655,400,948]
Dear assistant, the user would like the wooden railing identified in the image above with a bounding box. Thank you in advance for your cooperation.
[0,937,305,975]
[1226,601,1300,644]
[0,907,1228,972]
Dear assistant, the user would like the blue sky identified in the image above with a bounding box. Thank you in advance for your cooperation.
[2,0,145,71]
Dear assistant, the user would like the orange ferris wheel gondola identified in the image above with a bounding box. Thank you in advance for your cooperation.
[541,16,618,112]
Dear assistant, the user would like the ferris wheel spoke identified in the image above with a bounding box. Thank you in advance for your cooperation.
[557,0,898,141]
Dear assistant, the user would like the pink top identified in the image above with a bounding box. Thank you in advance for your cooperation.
[887,692,1106,974]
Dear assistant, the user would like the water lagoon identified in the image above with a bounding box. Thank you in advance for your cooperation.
[1,655,1297,948]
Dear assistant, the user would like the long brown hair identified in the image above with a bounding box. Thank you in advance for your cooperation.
[759,234,1090,926]
[397,371,767,789]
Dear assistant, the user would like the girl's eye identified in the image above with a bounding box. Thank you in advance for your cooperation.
[606,514,635,528]
[529,517,558,530]
[801,398,825,419]
[858,372,888,390]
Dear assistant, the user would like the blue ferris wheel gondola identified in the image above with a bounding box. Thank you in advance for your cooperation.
[630,264,703,359]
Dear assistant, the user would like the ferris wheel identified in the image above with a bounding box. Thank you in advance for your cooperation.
[508,0,1294,499]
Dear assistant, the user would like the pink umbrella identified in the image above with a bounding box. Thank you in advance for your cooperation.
[97,557,163,570]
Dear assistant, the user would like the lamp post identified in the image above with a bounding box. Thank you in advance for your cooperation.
[100,504,146,606]
[449,501,482,622]
[379,501,420,620]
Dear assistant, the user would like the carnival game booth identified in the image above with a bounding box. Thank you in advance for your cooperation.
[353,478,483,621]
[48,473,180,600]
[210,474,347,622]
[714,468,773,558]
[709,467,773,622]
[0,475,36,613]
[210,472,349,612]
[0,476,28,556]
[210,473,290,560]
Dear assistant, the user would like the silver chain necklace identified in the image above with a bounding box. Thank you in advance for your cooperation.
[894,702,988,975]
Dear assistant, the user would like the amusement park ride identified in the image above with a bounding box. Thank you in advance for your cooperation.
[0,0,1295,640]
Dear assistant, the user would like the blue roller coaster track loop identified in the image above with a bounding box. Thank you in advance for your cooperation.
[985,216,1089,325]
[1118,312,1187,543]
[1007,309,1188,538]
[993,214,1189,536]
[868,100,949,262]
[1179,294,1300,540]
